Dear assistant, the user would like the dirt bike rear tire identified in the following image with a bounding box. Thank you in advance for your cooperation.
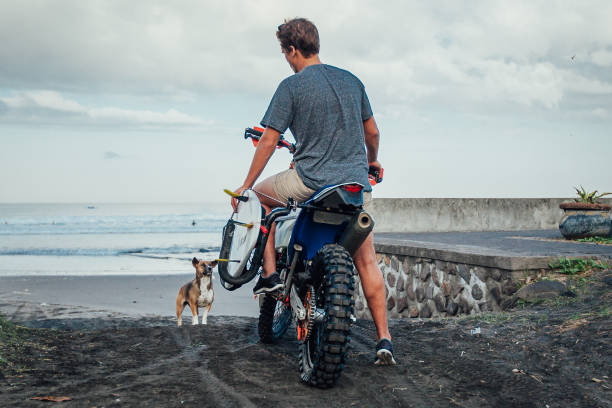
[298,244,355,388]
[258,294,292,343]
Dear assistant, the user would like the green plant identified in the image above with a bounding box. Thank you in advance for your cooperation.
[573,186,612,204]
[576,236,612,245]
[597,306,611,318]
[0,314,17,367]
[548,257,609,275]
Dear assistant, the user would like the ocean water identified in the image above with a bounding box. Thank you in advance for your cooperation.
[0,203,232,276]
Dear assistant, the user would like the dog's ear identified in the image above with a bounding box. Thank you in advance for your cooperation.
[210,260,218,268]
[192,257,198,267]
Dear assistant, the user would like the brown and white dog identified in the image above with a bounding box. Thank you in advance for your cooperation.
[176,258,217,327]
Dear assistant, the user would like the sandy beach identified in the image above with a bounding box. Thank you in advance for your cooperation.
[0,274,259,320]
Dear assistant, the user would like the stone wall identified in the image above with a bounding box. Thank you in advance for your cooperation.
[354,252,525,320]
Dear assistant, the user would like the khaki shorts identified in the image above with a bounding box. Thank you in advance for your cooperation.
[272,169,316,204]
[271,168,373,207]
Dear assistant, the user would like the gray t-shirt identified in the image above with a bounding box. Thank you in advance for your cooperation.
[261,64,373,192]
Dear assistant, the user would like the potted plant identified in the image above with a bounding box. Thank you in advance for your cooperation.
[559,186,612,239]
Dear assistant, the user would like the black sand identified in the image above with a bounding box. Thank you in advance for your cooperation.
[1,270,611,407]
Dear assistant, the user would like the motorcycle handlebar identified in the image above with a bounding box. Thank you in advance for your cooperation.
[244,127,296,154]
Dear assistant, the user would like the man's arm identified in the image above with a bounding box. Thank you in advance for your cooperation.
[363,116,381,171]
[232,127,281,210]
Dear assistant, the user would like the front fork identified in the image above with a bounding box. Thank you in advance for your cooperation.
[280,243,305,321]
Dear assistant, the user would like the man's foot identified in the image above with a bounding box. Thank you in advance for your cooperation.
[375,338,397,365]
[253,273,283,295]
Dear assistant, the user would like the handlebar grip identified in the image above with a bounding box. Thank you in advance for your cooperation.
[244,127,263,140]
[245,126,295,153]
[368,167,384,185]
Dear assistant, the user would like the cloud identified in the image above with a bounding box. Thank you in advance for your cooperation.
[0,0,611,125]
[104,151,121,159]
[0,90,210,128]
[589,108,609,118]
[2,90,86,113]
[590,49,612,67]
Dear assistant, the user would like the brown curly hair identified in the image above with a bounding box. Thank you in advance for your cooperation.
[276,18,319,58]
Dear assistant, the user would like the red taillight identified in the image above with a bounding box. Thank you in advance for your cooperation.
[254,126,265,132]
[344,184,363,193]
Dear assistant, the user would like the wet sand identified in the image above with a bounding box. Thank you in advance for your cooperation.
[0,274,259,319]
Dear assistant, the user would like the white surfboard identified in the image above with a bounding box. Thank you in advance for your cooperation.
[227,189,262,278]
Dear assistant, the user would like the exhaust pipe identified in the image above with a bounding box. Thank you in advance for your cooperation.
[339,211,375,256]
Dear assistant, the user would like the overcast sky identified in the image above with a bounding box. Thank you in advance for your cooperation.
[1,0,611,203]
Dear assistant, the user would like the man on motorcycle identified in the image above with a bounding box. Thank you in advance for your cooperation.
[232,18,395,365]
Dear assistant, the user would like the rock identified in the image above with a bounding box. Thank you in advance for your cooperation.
[471,284,483,300]
[603,277,612,286]
[409,307,419,318]
[500,297,516,310]
[489,286,501,304]
[478,302,488,312]
[415,287,425,302]
[474,267,488,281]
[457,264,470,283]
[419,304,432,318]
[447,264,456,275]
[384,255,390,266]
[434,294,446,312]
[502,279,519,296]
[420,268,431,282]
[490,269,502,281]
[397,296,409,313]
[396,274,405,292]
[355,299,364,311]
[435,260,445,273]
[387,272,396,288]
[451,279,464,298]
[391,256,399,272]
[406,281,416,301]
[487,297,501,312]
[426,286,434,299]
[457,297,471,314]
[386,296,395,311]
[446,300,459,316]
[441,281,452,297]
[432,270,441,287]
[516,280,567,302]
[402,258,412,275]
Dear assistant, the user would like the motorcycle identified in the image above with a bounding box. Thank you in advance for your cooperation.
[217,127,382,388]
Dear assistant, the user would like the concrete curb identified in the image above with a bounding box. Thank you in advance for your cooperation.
[374,237,556,271]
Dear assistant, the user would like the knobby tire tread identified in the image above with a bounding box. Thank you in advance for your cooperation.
[299,244,355,388]
[258,294,289,343]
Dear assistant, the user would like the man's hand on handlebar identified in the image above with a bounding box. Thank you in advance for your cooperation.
[368,160,382,173]
[368,160,384,185]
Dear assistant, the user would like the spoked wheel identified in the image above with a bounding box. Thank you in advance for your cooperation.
[298,244,355,388]
[258,293,292,343]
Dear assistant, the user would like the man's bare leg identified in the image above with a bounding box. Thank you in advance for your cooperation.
[352,232,391,341]
[252,176,281,278]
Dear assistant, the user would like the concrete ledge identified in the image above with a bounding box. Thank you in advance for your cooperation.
[374,237,555,271]
[369,198,612,233]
